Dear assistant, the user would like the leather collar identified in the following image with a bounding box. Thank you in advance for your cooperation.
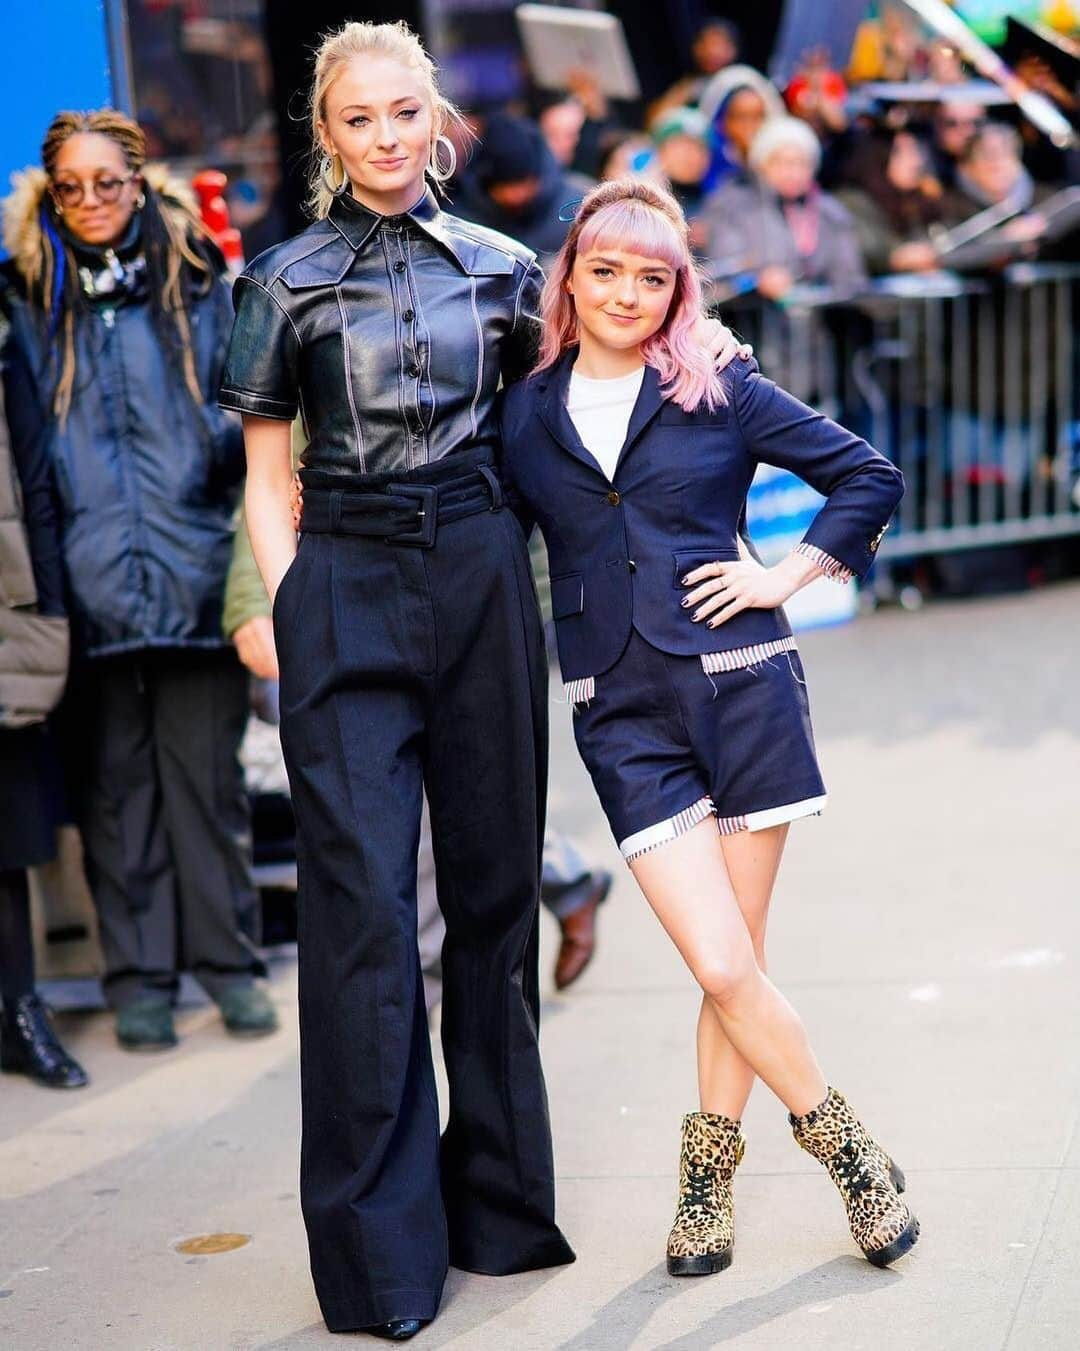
[328,184,475,274]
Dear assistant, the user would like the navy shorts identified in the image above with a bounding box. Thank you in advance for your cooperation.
[570,631,827,862]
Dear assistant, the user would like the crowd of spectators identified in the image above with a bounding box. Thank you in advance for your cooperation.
[441,13,1077,301]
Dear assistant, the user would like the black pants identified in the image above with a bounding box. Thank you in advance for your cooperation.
[0,871,34,1000]
[277,454,574,1332]
[72,648,265,1008]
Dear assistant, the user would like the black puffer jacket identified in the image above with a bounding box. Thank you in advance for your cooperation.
[1,168,243,659]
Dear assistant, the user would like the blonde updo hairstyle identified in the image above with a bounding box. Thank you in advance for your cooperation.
[307,20,466,218]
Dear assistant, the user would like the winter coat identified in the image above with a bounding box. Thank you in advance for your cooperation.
[0,166,244,660]
[0,341,69,726]
[700,179,868,293]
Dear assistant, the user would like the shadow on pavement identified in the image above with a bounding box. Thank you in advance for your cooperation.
[557,1255,900,1351]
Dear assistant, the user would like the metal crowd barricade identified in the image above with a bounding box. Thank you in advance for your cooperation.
[714,264,1080,561]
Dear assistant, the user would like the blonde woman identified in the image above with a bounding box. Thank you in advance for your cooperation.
[223,20,744,1339]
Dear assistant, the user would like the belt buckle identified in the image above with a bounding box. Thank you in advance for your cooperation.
[386,482,438,547]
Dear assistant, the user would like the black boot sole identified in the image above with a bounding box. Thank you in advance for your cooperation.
[667,1245,734,1276]
[1,1054,88,1089]
[866,1215,920,1268]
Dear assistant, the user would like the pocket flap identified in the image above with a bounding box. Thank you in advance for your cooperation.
[550,572,584,620]
[672,548,739,587]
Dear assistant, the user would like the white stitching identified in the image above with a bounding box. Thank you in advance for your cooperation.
[334,285,365,473]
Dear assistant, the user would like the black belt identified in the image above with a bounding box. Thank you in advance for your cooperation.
[300,465,504,547]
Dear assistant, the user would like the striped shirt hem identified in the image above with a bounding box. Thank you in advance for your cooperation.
[700,636,799,674]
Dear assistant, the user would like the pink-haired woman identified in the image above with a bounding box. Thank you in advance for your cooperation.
[500,178,918,1278]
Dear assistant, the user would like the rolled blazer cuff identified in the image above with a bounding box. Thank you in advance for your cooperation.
[218,386,298,420]
[799,515,893,581]
[793,542,853,584]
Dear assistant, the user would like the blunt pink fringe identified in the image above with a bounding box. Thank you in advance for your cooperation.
[536,182,726,412]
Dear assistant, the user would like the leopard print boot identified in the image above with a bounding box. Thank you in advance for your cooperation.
[790,1087,919,1268]
[666,1112,744,1276]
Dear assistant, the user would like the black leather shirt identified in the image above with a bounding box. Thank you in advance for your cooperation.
[219,186,543,477]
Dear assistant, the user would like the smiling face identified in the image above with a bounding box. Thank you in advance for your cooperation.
[568,246,677,363]
[51,132,141,247]
[318,54,434,214]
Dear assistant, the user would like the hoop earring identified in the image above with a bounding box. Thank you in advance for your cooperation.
[320,153,348,198]
[428,134,457,182]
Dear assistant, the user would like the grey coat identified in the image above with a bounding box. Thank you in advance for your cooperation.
[701,180,867,293]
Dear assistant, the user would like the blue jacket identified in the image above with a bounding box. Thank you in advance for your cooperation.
[500,350,904,682]
[1,267,244,660]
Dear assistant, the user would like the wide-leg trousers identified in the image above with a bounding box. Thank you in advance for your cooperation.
[275,458,574,1332]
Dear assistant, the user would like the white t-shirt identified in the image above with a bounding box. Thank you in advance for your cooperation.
[566,364,646,482]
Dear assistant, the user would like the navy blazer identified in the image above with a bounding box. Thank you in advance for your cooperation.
[500,350,904,683]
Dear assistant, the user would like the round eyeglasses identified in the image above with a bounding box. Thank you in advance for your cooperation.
[50,174,136,209]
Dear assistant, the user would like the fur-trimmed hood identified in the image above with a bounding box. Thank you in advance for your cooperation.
[2,162,201,289]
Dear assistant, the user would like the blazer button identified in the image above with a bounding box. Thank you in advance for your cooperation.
[402,309,415,323]
[627,559,637,572]
[393,260,407,273]
[606,489,621,506]
[407,364,421,378]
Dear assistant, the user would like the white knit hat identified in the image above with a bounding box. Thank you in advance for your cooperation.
[746,116,822,174]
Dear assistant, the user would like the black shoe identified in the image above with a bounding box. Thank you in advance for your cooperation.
[365,1320,424,1340]
[217,983,279,1038]
[116,996,177,1051]
[0,993,89,1089]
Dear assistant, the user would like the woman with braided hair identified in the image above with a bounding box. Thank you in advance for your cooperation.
[1,110,276,1051]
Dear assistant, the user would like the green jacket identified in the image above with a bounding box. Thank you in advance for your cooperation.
[222,420,304,638]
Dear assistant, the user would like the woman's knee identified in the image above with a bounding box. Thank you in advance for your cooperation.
[690,948,758,1007]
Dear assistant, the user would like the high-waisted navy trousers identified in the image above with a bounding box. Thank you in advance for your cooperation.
[275,449,574,1332]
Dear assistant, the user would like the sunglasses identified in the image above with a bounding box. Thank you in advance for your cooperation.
[940,117,985,131]
[50,173,137,208]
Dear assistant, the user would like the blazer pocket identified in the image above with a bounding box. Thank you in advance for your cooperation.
[672,548,739,587]
[550,572,584,619]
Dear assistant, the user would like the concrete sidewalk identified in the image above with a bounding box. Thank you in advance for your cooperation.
[2,581,1079,1350]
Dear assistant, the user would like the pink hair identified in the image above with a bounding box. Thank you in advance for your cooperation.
[536,178,725,411]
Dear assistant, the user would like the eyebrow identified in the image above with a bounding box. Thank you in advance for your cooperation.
[339,97,421,113]
[587,255,673,273]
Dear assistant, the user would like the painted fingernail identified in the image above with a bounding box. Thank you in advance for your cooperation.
[681,575,692,585]
[680,597,691,608]
[692,612,702,622]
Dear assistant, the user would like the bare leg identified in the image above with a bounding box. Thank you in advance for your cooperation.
[630,818,826,1118]
[696,824,788,1119]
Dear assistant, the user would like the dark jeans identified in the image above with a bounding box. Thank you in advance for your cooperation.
[277,456,573,1332]
[71,647,264,1009]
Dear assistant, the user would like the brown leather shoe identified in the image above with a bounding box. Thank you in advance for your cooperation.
[553,872,611,990]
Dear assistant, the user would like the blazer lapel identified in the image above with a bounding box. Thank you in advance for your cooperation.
[534,349,609,477]
[615,364,666,473]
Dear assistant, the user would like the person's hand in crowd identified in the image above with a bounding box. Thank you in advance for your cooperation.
[1002,213,1047,245]
[290,473,303,531]
[691,315,754,370]
[889,241,940,273]
[565,67,608,122]
[757,265,794,301]
[234,615,280,680]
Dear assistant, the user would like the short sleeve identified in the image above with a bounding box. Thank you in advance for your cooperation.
[219,276,300,420]
[500,260,544,387]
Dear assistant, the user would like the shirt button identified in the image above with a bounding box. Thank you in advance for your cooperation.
[407,363,421,379]
[402,308,415,323]
[627,559,637,572]
[606,490,621,506]
[393,260,406,273]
